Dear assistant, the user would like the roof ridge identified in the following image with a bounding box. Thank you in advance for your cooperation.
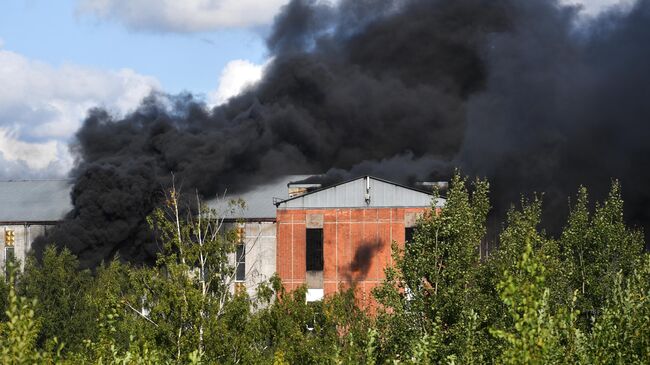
[274,175,433,206]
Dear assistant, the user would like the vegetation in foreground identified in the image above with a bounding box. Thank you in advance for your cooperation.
[0,174,648,364]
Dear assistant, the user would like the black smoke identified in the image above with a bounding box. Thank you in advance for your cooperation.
[34,0,650,267]
[460,0,650,235]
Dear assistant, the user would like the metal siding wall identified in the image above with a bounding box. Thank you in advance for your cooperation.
[280,177,435,209]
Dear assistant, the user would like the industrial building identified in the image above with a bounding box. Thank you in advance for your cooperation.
[274,176,444,305]
[0,180,73,272]
[206,175,311,299]
[0,176,443,306]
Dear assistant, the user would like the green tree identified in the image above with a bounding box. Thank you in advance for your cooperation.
[84,258,159,358]
[374,173,491,362]
[492,197,567,309]
[588,256,650,364]
[20,246,94,352]
[561,183,644,318]
[0,265,60,365]
[491,242,586,365]
[138,186,241,361]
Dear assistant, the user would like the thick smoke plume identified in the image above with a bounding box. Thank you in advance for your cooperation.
[35,0,650,267]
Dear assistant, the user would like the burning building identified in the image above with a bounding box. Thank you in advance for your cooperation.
[208,175,444,302]
[2,176,443,306]
[33,0,650,272]
[274,176,444,304]
[206,175,312,299]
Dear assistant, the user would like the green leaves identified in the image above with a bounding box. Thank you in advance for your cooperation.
[491,242,568,365]
[374,172,492,362]
[0,283,43,365]
[0,176,647,363]
[561,182,644,321]
[20,246,94,353]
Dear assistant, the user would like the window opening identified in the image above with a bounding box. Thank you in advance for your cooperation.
[405,227,416,244]
[306,228,324,271]
[235,226,245,282]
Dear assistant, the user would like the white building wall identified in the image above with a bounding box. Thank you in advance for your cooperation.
[0,224,52,271]
[242,221,277,299]
[226,221,277,301]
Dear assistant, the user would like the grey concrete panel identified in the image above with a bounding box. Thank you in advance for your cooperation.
[306,214,324,228]
[306,270,323,289]
[405,212,424,227]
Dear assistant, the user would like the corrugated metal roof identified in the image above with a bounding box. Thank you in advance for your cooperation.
[0,180,73,222]
[276,176,445,209]
[207,175,312,219]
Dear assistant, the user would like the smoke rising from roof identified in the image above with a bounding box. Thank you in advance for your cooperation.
[35,0,650,266]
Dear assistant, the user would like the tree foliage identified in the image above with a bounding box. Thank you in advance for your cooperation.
[0,174,647,364]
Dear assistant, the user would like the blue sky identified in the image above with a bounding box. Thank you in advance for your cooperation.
[0,0,268,95]
[0,0,624,179]
[0,0,289,178]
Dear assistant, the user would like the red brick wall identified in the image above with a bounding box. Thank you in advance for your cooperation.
[276,207,429,307]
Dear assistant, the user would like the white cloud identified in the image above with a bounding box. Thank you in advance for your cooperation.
[209,59,268,106]
[0,49,159,177]
[76,0,291,32]
[0,128,73,180]
[0,129,63,170]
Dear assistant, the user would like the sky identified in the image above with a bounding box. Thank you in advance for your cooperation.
[0,0,626,179]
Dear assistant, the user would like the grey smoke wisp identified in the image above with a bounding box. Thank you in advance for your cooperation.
[34,0,650,267]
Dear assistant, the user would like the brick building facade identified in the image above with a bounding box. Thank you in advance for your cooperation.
[275,176,444,305]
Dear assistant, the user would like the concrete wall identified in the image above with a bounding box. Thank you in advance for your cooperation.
[227,221,277,300]
[0,223,53,271]
[276,207,428,307]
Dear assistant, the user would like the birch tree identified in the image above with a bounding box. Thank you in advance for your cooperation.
[138,184,243,362]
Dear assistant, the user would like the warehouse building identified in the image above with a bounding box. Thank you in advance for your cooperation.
[0,180,73,272]
[0,176,443,307]
[207,175,311,299]
[274,176,444,305]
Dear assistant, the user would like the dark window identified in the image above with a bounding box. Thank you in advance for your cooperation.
[236,243,245,281]
[5,246,14,279]
[306,228,323,271]
[405,227,416,244]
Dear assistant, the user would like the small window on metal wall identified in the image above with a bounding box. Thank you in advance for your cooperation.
[235,226,245,282]
[405,227,416,244]
[236,243,246,282]
[306,228,323,271]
